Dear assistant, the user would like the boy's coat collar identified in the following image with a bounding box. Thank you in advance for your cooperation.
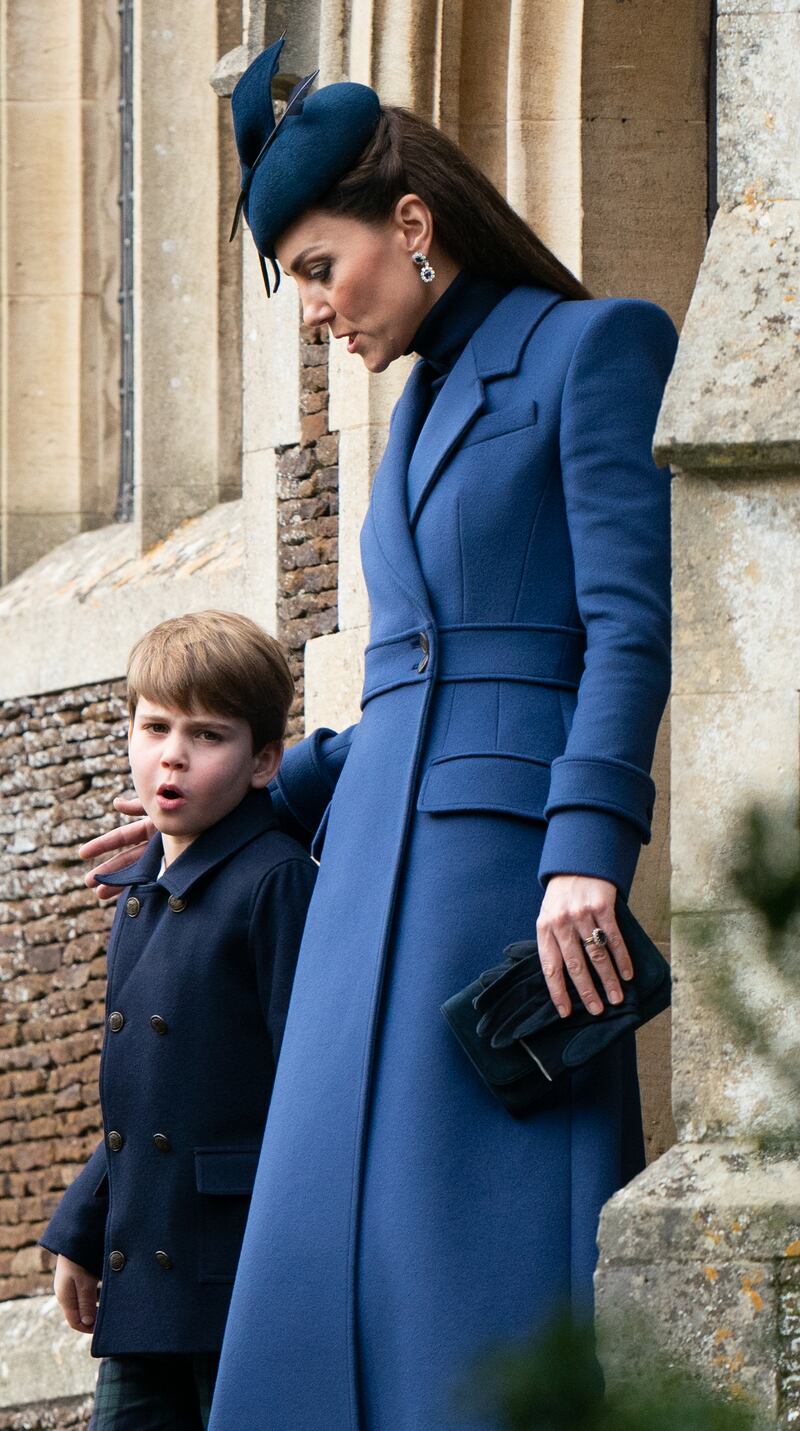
[103,788,278,898]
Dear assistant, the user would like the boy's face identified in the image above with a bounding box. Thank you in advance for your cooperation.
[128,698,281,858]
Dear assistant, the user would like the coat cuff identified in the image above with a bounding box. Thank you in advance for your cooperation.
[537,806,643,899]
[38,1229,105,1280]
[543,754,655,842]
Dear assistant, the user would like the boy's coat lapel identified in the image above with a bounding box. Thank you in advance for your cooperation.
[103,789,278,896]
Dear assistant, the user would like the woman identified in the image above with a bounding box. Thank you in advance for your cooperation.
[84,39,676,1431]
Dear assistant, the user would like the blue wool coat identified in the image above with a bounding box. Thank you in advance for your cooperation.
[209,287,678,1431]
[40,790,316,1355]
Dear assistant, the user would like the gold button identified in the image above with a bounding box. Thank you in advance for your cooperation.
[153,1133,171,1152]
[167,895,186,913]
[109,1250,125,1272]
[149,1014,168,1035]
[108,1011,124,1033]
[155,1250,173,1270]
[417,631,430,673]
[126,896,140,917]
[107,1130,123,1152]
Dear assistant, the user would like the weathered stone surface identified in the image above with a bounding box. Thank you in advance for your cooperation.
[0,505,248,702]
[717,14,800,208]
[0,1293,96,1412]
[655,204,800,468]
[596,1143,800,1416]
[671,475,800,699]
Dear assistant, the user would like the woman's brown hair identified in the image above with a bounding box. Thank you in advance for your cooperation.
[317,106,590,300]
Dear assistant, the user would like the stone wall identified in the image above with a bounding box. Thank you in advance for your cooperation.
[0,1398,92,1431]
[0,684,127,1306]
[277,322,339,740]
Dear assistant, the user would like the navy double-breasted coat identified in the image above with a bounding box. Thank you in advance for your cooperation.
[208,287,678,1431]
[40,790,316,1355]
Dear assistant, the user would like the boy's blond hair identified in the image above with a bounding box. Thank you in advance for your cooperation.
[127,610,294,750]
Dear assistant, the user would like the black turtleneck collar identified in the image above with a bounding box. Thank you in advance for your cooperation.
[408,269,511,376]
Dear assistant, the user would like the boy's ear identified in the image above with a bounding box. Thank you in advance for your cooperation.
[251,740,283,788]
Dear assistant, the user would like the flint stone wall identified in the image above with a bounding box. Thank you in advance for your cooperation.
[278,322,340,739]
[0,683,127,1303]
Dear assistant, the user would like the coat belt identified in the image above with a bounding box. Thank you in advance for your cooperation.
[361,623,586,708]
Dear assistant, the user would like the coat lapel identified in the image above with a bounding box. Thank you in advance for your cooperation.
[368,286,564,620]
[407,286,564,530]
[406,341,485,527]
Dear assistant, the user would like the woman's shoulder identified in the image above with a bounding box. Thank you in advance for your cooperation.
[506,286,678,382]
[538,288,677,350]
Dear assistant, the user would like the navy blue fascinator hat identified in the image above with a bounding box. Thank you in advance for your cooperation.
[230,37,381,295]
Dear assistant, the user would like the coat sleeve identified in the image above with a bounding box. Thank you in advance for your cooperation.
[38,1140,108,1277]
[269,725,356,849]
[248,856,318,1062]
[538,299,678,898]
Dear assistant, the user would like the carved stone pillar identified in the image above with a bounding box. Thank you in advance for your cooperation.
[595,5,800,1423]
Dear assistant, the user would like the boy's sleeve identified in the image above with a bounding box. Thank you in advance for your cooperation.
[38,1140,108,1277]
[248,856,317,1061]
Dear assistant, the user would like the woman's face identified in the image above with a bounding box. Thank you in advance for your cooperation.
[274,198,455,373]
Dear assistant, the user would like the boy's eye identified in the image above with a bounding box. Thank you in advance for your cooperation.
[145,722,169,734]
[198,730,222,742]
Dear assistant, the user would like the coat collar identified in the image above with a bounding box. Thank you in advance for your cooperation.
[367,284,564,627]
[104,788,278,898]
[406,285,563,529]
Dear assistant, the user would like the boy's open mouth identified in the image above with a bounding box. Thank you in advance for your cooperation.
[156,784,186,810]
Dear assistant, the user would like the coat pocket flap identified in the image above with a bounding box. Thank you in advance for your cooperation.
[417,752,550,820]
[461,398,538,448]
[194,1148,260,1196]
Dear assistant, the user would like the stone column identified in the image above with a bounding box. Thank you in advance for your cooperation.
[0,0,120,582]
[595,5,800,1423]
[133,1,223,551]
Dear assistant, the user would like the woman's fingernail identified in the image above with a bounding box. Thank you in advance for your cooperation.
[557,1005,569,1018]
[609,990,622,1005]
[589,1002,603,1015]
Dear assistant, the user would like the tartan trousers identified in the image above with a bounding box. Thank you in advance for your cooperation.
[89,1353,219,1431]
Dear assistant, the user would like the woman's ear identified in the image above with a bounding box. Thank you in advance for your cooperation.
[251,740,283,789]
[392,193,434,259]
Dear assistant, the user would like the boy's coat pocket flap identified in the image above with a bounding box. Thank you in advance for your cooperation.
[194,1148,260,1196]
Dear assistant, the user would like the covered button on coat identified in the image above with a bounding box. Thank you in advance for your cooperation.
[40,789,316,1355]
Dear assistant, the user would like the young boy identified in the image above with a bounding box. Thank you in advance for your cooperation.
[40,610,316,1430]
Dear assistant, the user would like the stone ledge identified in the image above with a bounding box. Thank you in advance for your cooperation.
[0,1295,96,1410]
[598,1141,800,1264]
[654,202,800,470]
[596,1141,800,1417]
[0,503,274,701]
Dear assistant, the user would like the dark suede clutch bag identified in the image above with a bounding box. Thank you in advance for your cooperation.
[440,899,671,1118]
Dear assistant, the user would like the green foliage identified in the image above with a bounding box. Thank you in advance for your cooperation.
[699,801,800,1146]
[457,1316,765,1431]
[729,803,800,947]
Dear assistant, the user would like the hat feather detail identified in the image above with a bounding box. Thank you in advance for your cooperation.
[229,42,380,296]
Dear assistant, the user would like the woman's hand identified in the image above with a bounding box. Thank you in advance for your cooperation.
[54,1253,100,1333]
[79,795,155,900]
[536,874,633,1018]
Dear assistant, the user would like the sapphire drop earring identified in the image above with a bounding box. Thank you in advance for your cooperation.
[412,250,435,283]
